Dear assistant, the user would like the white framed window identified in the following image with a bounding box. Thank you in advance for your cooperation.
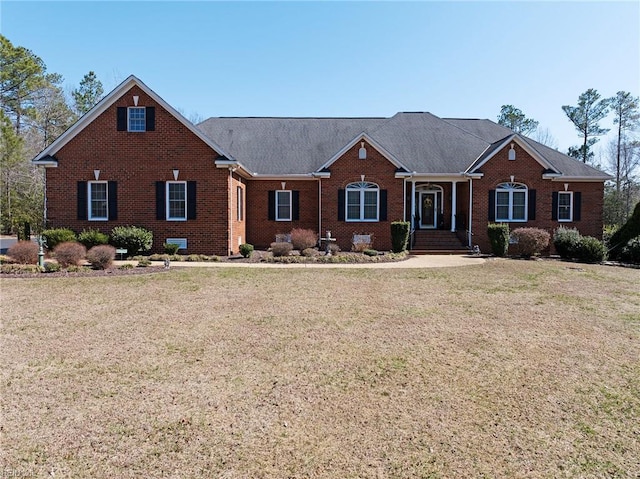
[558,191,573,222]
[276,190,291,221]
[166,181,187,221]
[346,181,379,221]
[237,186,244,221]
[88,181,108,220]
[495,182,527,222]
[128,107,146,132]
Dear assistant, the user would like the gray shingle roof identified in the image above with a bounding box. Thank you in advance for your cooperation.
[196,114,609,178]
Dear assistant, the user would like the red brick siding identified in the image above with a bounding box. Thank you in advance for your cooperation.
[45,85,230,255]
[229,173,247,254]
[470,143,605,254]
[246,179,319,249]
[321,140,404,251]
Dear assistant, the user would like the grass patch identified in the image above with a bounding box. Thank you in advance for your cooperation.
[1,261,639,477]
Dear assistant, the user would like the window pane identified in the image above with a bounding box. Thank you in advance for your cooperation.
[346,190,360,220]
[90,183,107,219]
[129,107,146,131]
[276,191,291,220]
[512,192,526,220]
[363,190,377,220]
[168,183,186,219]
[496,205,509,220]
[496,191,510,206]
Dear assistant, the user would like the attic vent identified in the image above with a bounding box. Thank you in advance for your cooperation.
[508,144,516,161]
[358,141,367,160]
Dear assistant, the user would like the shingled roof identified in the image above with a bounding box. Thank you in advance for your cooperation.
[198,112,609,179]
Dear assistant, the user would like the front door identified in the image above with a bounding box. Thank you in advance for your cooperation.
[420,192,438,228]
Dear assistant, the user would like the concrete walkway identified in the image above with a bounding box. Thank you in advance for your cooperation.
[115,254,486,269]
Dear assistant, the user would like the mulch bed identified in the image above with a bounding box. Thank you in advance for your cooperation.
[0,266,168,279]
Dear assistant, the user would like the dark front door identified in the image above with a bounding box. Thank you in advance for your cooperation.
[420,192,437,229]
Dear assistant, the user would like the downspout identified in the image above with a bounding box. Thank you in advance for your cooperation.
[467,177,473,248]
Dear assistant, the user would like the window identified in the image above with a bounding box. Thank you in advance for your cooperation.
[166,238,187,250]
[237,186,244,221]
[128,107,146,132]
[88,181,108,220]
[276,190,291,221]
[346,181,379,221]
[558,192,573,221]
[167,181,186,220]
[495,182,527,222]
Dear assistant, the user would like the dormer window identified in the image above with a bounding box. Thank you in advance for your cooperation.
[128,107,146,132]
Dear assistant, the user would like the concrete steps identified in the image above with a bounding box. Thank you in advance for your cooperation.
[411,230,469,255]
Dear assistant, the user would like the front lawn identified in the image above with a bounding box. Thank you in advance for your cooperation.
[1,261,638,478]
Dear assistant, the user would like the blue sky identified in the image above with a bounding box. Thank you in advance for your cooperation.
[2,1,638,160]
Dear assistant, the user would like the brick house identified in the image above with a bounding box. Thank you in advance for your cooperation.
[32,76,611,255]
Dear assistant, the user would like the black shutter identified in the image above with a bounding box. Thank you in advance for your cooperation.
[156,181,165,220]
[551,192,559,221]
[292,191,300,221]
[379,189,388,221]
[488,190,495,221]
[187,181,197,220]
[146,107,155,131]
[77,181,87,220]
[338,189,345,221]
[108,181,118,220]
[528,189,536,221]
[574,192,581,221]
[117,107,127,131]
[268,191,275,220]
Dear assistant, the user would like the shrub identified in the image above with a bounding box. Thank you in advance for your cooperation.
[87,245,116,269]
[42,228,76,250]
[620,236,640,264]
[487,223,509,257]
[137,258,151,267]
[290,228,317,250]
[7,241,38,264]
[54,242,87,268]
[553,226,582,259]
[0,255,14,264]
[363,248,378,257]
[120,263,135,269]
[575,236,606,263]
[390,221,410,253]
[511,227,550,258]
[328,243,341,255]
[43,261,60,273]
[239,243,254,258]
[270,241,293,257]
[185,254,209,262]
[78,228,109,249]
[1,264,42,274]
[301,247,317,257]
[110,225,153,256]
[608,201,640,260]
[163,242,180,255]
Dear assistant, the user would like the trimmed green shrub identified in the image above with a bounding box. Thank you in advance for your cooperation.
[270,241,293,257]
[87,245,116,269]
[110,225,153,256]
[608,201,640,260]
[363,248,378,257]
[620,236,640,264]
[42,228,76,250]
[163,242,180,255]
[78,228,109,249]
[54,241,87,268]
[290,228,317,250]
[7,240,38,264]
[487,223,509,257]
[575,236,606,263]
[511,227,550,258]
[1,264,43,274]
[553,226,582,259]
[239,243,254,258]
[390,221,410,253]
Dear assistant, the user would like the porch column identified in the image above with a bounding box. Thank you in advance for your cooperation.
[410,180,416,229]
[450,180,458,232]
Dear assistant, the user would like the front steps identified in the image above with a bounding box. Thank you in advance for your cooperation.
[410,230,469,255]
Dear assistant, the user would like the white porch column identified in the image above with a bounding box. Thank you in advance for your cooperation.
[468,178,473,247]
[410,180,416,229]
[450,180,458,232]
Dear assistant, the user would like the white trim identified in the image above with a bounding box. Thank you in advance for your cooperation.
[88,181,108,221]
[557,191,573,222]
[166,238,187,250]
[467,134,559,175]
[127,106,146,132]
[419,191,438,229]
[250,173,317,180]
[345,181,380,222]
[495,182,528,222]
[166,181,187,221]
[547,175,613,182]
[237,185,244,221]
[275,190,292,221]
[32,75,235,165]
[317,133,409,172]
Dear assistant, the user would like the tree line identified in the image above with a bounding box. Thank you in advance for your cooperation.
[498,90,639,226]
